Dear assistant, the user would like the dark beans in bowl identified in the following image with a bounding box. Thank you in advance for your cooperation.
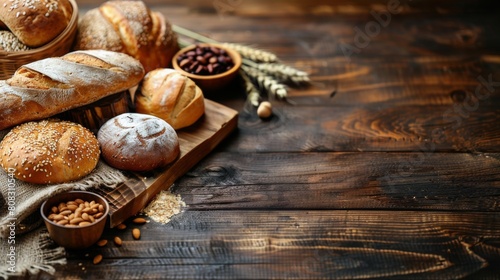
[176,45,234,76]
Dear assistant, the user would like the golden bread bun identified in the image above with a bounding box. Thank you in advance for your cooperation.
[0,119,100,184]
[0,0,73,47]
[135,69,205,130]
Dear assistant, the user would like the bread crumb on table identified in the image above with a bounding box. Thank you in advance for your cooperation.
[142,189,186,224]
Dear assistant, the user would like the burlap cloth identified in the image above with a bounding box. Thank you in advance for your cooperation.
[0,129,128,279]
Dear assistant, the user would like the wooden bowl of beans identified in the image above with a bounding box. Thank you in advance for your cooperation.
[40,191,109,249]
[172,43,242,93]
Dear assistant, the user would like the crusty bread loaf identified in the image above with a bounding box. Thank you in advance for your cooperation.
[75,0,179,73]
[97,113,180,172]
[0,49,145,131]
[0,0,73,47]
[0,119,100,184]
[135,69,205,130]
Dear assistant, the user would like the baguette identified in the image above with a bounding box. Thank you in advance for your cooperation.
[0,50,145,131]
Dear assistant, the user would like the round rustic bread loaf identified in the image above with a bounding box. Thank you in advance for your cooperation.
[97,113,180,172]
[0,0,73,47]
[74,0,179,72]
[135,68,205,130]
[0,119,100,184]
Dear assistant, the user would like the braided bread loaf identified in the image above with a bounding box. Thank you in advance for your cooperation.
[74,0,179,73]
[0,49,145,131]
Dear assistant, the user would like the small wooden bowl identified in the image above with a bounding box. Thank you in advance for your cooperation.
[172,43,242,93]
[40,191,109,250]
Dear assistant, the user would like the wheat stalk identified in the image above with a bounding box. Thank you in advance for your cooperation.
[222,42,278,63]
[240,70,261,107]
[172,25,219,44]
[173,24,310,104]
[242,65,288,100]
[243,60,310,86]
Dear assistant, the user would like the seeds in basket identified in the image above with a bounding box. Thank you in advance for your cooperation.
[0,31,31,52]
[46,199,106,227]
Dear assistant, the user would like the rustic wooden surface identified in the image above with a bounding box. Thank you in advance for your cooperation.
[28,0,500,279]
[94,99,238,228]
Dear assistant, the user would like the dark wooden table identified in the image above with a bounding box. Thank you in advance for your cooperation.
[38,0,500,279]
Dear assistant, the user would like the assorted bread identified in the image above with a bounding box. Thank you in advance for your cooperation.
[0,1,210,183]
[0,49,145,131]
[75,0,179,73]
[0,0,74,48]
[135,69,205,130]
[97,113,180,172]
[0,119,100,184]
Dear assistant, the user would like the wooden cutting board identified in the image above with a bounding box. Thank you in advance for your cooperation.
[95,99,238,227]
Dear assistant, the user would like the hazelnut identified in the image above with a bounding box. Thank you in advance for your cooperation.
[257,101,272,119]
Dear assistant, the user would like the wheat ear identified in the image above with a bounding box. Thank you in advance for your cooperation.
[242,65,288,100]
[223,43,278,63]
[243,60,310,85]
[240,70,262,107]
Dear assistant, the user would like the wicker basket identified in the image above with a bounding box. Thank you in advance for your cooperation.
[0,0,79,80]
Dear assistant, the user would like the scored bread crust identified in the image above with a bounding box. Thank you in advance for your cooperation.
[0,0,73,47]
[0,119,100,184]
[135,69,205,130]
[0,49,145,131]
[97,113,180,172]
[75,0,179,73]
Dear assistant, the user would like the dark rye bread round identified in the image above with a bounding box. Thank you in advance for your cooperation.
[97,113,180,172]
[0,119,100,184]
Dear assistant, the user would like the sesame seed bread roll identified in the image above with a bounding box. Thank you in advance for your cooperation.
[0,119,100,184]
[135,69,205,130]
[0,49,145,131]
[75,0,179,73]
[97,113,180,172]
[0,0,73,47]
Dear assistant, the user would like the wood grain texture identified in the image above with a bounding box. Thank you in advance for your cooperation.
[93,100,238,227]
[174,152,500,211]
[54,210,500,279]
[18,1,500,279]
[229,103,500,153]
[78,0,499,15]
